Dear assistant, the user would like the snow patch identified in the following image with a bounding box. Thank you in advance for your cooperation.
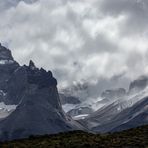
[0,90,6,96]
[0,102,17,119]
[73,114,89,120]
[0,60,14,65]
[62,104,77,113]
[0,102,17,111]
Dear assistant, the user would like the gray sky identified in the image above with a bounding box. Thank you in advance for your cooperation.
[0,0,148,88]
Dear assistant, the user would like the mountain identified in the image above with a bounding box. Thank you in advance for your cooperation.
[0,43,147,141]
[0,43,19,92]
[59,93,94,119]
[62,87,127,119]
[110,96,148,132]
[80,78,148,133]
[90,96,148,133]
[67,106,93,120]
[0,125,148,148]
[101,88,126,100]
[60,83,128,119]
[0,43,85,141]
[59,94,81,105]
[129,76,148,94]
[60,74,148,128]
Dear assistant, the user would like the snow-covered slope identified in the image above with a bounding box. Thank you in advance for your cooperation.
[92,96,148,133]
[60,84,128,119]
[80,81,148,132]
[61,87,127,119]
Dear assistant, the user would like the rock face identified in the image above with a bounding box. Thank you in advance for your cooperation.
[0,44,19,91]
[0,44,84,141]
[129,76,148,94]
[0,44,13,60]
[80,81,148,133]
[101,88,126,100]
[110,97,148,132]
[59,94,81,105]
[91,97,148,133]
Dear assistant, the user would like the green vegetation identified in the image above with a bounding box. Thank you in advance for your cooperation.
[0,125,148,148]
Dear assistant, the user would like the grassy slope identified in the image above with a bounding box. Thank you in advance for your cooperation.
[0,125,148,148]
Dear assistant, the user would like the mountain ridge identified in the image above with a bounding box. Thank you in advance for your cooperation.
[0,43,85,141]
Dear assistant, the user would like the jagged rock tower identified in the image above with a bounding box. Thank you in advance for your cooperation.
[0,43,84,141]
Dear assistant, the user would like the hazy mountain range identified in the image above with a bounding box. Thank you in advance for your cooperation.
[0,43,147,141]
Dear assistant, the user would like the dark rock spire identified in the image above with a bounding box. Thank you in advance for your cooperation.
[0,43,14,61]
[29,60,36,70]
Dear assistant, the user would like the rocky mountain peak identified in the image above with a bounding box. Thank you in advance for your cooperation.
[26,66,57,89]
[101,88,126,100]
[129,76,148,94]
[0,43,13,61]
[29,60,36,70]
[0,44,19,90]
[0,44,84,141]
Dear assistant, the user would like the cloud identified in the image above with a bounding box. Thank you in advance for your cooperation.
[0,0,38,11]
[99,0,148,35]
[0,0,148,88]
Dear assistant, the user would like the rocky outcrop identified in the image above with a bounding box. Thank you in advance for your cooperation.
[0,43,85,141]
[101,88,126,100]
[59,94,81,105]
[80,83,148,133]
[129,76,148,94]
[0,44,19,91]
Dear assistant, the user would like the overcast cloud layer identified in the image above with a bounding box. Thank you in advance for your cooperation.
[0,0,148,88]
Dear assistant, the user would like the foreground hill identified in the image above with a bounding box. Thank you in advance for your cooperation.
[0,125,148,148]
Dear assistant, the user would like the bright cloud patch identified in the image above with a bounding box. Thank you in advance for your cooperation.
[0,0,148,88]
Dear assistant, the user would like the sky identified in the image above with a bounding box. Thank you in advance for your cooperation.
[0,0,148,88]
